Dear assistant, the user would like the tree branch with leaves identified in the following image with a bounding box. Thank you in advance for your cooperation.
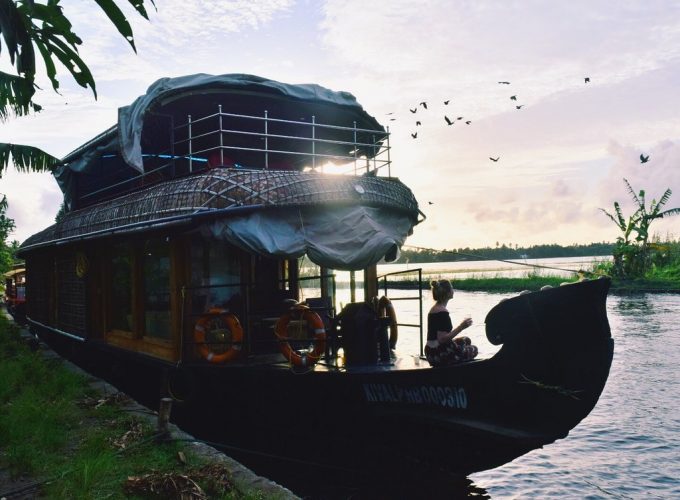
[0,0,154,174]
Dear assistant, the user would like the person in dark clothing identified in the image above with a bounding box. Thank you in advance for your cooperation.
[424,279,478,367]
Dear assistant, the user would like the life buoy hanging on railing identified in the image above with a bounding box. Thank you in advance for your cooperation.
[194,308,243,363]
[378,296,398,350]
[274,305,326,367]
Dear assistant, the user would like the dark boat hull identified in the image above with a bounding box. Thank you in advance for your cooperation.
[29,278,613,476]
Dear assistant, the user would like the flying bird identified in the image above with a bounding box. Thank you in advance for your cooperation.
[428,201,434,205]
[498,81,510,84]
[584,77,590,83]
[386,112,394,115]
[516,105,524,109]
[420,101,428,109]
[640,153,650,163]
[444,116,454,125]
[457,116,463,120]
[389,118,396,121]
[489,156,500,162]
[416,121,422,126]
[410,107,417,113]
[411,132,418,139]
[510,95,517,101]
[444,100,450,105]
[465,120,471,125]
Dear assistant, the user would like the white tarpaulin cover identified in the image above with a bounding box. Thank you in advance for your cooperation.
[205,206,412,270]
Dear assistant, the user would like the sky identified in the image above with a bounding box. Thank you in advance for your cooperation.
[2,0,680,251]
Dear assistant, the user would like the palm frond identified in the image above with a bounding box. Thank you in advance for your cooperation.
[614,202,626,230]
[0,142,58,175]
[1,0,154,118]
[599,207,624,231]
[94,0,139,52]
[657,207,680,219]
[623,178,641,208]
[0,0,35,75]
[0,71,41,120]
[656,188,672,210]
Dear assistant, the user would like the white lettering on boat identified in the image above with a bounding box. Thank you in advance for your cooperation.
[362,384,467,409]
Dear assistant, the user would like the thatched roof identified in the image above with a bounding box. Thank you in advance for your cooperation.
[19,169,420,254]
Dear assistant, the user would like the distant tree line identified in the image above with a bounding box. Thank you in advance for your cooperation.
[398,242,615,263]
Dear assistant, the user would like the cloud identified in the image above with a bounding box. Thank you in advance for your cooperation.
[4,1,680,249]
[58,1,296,87]
[2,170,62,244]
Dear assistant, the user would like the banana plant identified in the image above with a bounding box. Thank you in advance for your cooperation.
[601,178,680,246]
[635,184,680,246]
[600,178,680,277]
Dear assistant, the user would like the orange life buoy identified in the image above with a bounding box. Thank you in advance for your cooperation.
[378,296,398,350]
[194,308,243,363]
[274,305,326,367]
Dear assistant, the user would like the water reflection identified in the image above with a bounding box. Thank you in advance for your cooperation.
[240,457,491,499]
[612,293,662,338]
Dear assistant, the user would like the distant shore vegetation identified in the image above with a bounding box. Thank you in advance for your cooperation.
[397,242,615,264]
[388,238,680,293]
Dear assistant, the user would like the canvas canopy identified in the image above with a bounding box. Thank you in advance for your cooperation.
[53,74,385,210]
[205,206,410,270]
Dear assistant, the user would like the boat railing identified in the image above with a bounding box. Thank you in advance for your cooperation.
[172,105,391,176]
[377,268,424,357]
[74,105,391,208]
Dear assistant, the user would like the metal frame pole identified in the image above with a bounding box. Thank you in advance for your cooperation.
[353,121,357,175]
[264,110,269,169]
[312,115,316,171]
[187,114,193,173]
[218,105,224,166]
[386,128,391,177]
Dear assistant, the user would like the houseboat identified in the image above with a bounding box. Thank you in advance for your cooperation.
[18,74,614,477]
[3,264,26,323]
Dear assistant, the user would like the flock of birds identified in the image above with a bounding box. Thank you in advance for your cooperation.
[387,76,651,166]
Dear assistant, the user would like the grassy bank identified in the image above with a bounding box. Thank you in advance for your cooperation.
[0,314,268,499]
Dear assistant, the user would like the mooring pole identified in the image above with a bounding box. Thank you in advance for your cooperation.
[157,397,173,441]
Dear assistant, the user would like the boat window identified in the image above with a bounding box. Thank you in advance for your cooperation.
[54,254,87,338]
[143,238,171,340]
[110,243,134,332]
[190,240,242,315]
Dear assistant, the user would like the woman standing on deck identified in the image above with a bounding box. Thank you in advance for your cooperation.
[425,279,478,367]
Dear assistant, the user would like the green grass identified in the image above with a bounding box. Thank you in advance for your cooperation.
[450,275,571,292]
[0,315,263,499]
[384,273,579,293]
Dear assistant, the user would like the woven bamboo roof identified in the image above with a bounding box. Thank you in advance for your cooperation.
[20,169,420,254]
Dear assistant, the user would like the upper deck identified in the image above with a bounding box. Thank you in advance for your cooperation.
[55,74,393,212]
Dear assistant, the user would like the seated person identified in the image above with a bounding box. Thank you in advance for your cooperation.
[425,279,478,367]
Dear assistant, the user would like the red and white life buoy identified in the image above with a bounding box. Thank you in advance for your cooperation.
[274,305,326,367]
[378,296,398,350]
[193,308,243,363]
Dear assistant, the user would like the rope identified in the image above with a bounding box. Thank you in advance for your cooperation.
[403,245,597,277]
[170,437,356,474]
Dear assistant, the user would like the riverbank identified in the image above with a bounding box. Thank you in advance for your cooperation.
[383,275,680,293]
[0,313,297,499]
[456,276,680,293]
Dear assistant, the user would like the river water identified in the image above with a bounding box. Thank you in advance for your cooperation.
[285,258,679,498]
